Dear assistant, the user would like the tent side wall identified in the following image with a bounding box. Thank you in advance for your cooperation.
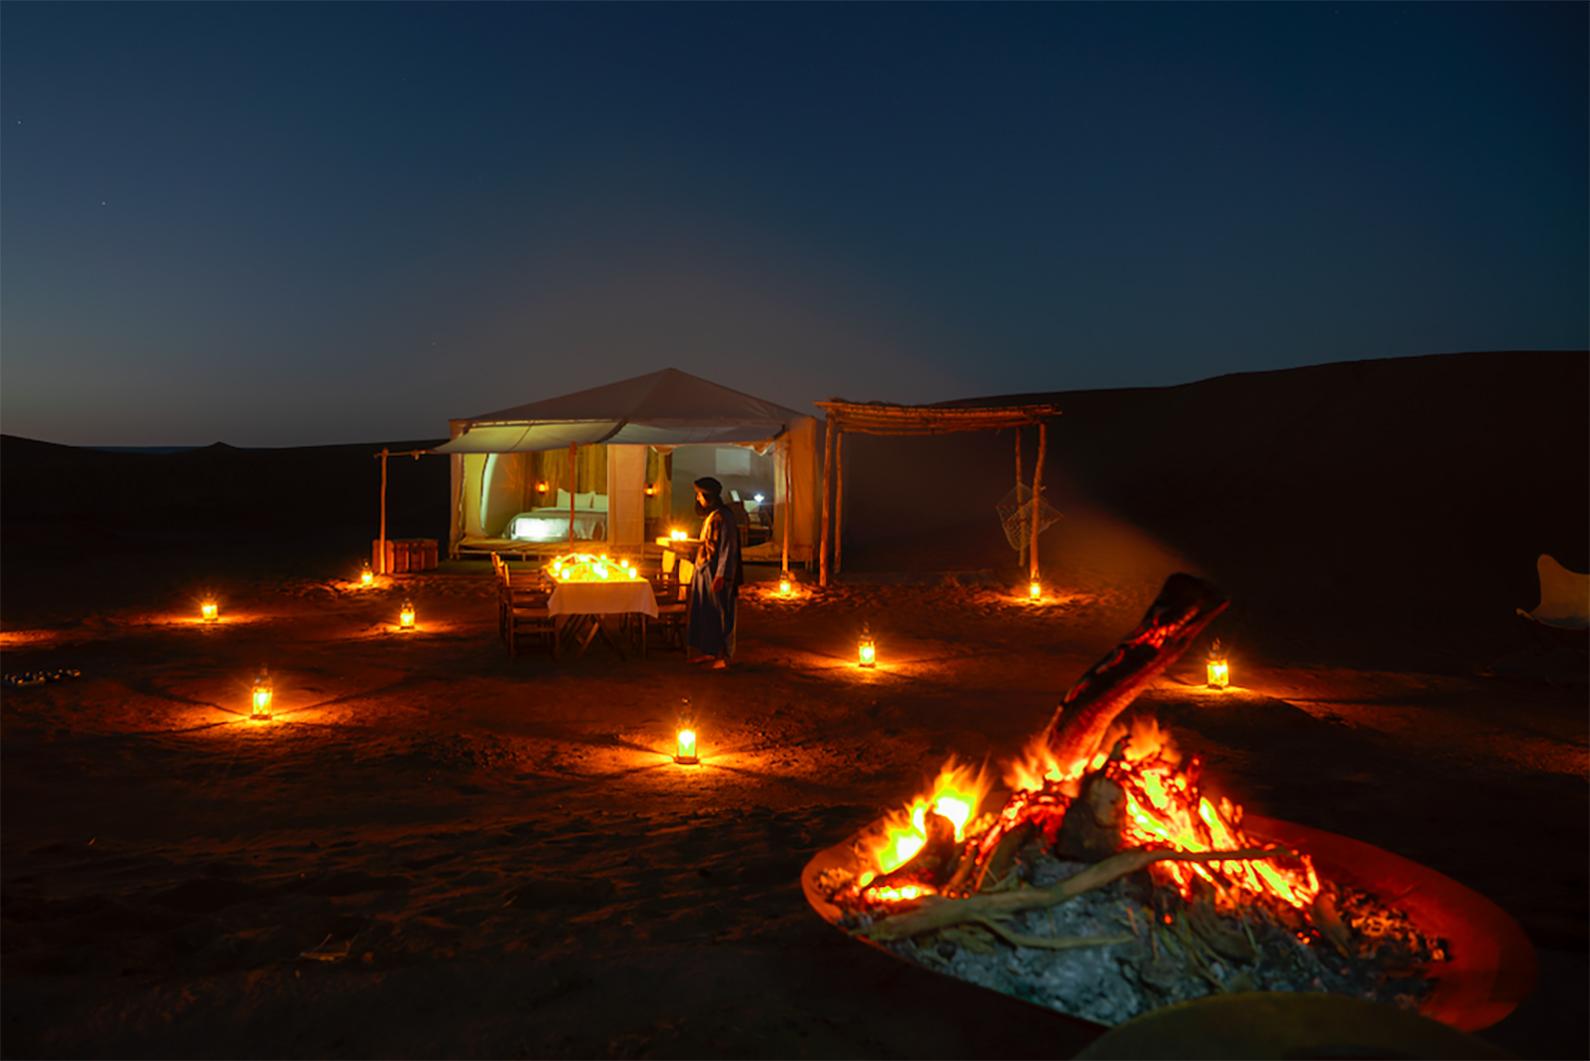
[749,415,820,565]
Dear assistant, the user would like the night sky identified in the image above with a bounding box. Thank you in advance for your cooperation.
[2,3,1584,446]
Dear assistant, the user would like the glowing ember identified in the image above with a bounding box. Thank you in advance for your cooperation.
[399,600,416,629]
[200,598,219,622]
[250,671,273,720]
[546,552,646,584]
[674,728,699,764]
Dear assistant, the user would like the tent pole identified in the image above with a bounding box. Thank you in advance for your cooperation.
[780,436,791,576]
[819,415,835,587]
[568,442,578,545]
[1030,420,1046,582]
[1014,430,1025,571]
[378,447,390,574]
[833,429,845,577]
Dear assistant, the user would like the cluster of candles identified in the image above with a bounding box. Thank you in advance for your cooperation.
[546,552,641,583]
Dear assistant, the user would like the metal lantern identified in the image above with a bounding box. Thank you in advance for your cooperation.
[250,670,273,720]
[674,728,699,765]
[399,600,416,630]
[1206,640,1230,689]
[200,598,219,622]
[859,624,877,668]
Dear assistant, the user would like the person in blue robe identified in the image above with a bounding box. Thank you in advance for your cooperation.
[686,476,742,669]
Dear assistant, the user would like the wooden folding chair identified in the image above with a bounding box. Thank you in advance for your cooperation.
[495,554,557,658]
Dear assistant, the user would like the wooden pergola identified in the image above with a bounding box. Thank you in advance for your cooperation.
[813,399,1062,587]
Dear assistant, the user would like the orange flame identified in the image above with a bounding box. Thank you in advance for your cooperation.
[1003,716,1320,911]
[858,759,992,886]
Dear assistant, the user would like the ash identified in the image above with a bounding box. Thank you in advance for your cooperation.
[845,849,1437,1028]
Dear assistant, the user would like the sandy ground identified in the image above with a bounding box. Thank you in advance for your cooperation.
[2,549,1585,1059]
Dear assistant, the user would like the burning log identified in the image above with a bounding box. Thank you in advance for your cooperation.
[866,810,960,894]
[863,844,1283,943]
[1041,573,1228,770]
[1054,771,1126,862]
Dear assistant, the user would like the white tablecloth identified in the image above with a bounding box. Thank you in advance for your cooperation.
[547,580,659,619]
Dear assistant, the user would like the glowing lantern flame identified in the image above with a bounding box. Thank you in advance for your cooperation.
[779,575,792,595]
[645,483,657,497]
[674,728,699,764]
[250,671,273,720]
[399,601,416,629]
[1207,639,1230,689]
[1028,580,1041,600]
[858,624,876,668]
[360,562,374,587]
[670,528,688,541]
[536,480,548,493]
[200,598,219,623]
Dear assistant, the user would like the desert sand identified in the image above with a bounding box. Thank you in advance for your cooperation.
[2,351,1585,1058]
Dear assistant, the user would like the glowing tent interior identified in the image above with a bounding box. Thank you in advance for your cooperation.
[435,369,822,566]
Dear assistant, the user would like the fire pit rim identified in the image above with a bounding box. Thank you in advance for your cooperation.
[800,812,1536,1035]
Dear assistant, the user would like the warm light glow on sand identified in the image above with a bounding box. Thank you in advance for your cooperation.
[1207,659,1230,689]
[1028,580,1041,600]
[674,728,699,764]
[200,598,219,622]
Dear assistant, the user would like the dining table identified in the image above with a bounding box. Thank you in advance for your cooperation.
[546,578,660,658]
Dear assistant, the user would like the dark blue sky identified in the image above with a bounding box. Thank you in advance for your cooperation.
[3,2,1584,445]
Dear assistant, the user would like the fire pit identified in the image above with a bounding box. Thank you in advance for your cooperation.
[802,575,1535,1034]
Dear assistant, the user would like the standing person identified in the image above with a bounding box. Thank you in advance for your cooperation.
[686,476,742,669]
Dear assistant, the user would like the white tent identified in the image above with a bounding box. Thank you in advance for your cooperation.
[435,368,821,566]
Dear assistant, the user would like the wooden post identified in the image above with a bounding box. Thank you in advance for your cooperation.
[1014,430,1025,570]
[1030,420,1047,582]
[780,435,791,576]
[833,429,845,576]
[567,442,578,545]
[819,415,836,587]
[378,447,390,574]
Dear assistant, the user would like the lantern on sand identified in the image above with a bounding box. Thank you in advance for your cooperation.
[360,561,374,587]
[778,574,792,596]
[399,600,416,630]
[1028,579,1041,600]
[200,597,219,622]
[674,728,699,765]
[858,623,877,668]
[250,670,273,720]
[1206,639,1230,690]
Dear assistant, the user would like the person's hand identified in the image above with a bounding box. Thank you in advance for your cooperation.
[712,575,725,593]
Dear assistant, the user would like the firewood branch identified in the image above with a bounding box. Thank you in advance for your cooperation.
[862,846,1283,943]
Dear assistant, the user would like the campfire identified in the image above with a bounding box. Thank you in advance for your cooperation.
[815,575,1452,1026]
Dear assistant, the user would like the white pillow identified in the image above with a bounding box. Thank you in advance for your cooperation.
[590,493,609,513]
[576,491,596,510]
[555,488,572,510]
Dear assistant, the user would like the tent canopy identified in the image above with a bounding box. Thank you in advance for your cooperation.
[437,368,810,453]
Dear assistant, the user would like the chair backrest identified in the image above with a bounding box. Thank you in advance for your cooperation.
[1529,554,1590,627]
[661,549,677,577]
